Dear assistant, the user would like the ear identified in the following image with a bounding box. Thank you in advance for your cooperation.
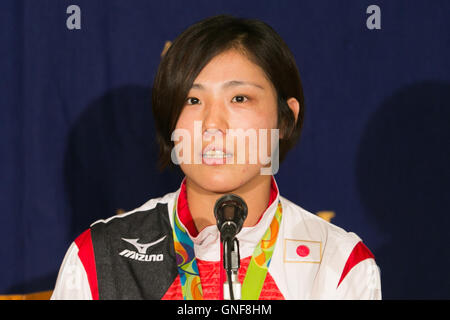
[287,97,300,123]
[279,97,300,139]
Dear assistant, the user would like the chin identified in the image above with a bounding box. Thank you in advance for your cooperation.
[182,164,260,194]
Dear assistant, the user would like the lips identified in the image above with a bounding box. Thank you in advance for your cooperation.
[201,144,233,165]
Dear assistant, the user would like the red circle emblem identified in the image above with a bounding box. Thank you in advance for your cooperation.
[296,245,310,257]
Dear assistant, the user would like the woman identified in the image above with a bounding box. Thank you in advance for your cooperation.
[52,15,381,300]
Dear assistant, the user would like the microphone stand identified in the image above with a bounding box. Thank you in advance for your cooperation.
[214,193,247,301]
[223,237,241,300]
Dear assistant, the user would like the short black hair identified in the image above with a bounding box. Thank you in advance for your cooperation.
[152,14,305,169]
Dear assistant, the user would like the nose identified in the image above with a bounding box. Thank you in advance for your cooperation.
[202,99,228,135]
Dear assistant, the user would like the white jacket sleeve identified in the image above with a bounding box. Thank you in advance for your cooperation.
[51,242,93,300]
[336,258,382,300]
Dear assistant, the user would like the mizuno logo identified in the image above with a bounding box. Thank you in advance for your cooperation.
[121,236,167,254]
[119,236,166,262]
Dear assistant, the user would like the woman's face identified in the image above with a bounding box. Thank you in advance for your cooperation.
[174,49,279,193]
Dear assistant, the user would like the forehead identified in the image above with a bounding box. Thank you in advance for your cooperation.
[192,49,274,90]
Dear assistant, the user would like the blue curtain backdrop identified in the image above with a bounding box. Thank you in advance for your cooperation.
[1,0,449,299]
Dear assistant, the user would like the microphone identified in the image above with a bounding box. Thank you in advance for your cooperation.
[214,194,248,242]
[214,194,248,300]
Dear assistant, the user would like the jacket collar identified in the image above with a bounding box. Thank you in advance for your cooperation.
[174,176,281,260]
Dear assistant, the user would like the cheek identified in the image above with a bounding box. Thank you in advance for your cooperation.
[232,108,278,130]
[175,109,194,130]
[251,101,278,129]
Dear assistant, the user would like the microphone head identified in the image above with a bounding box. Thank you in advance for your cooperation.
[214,194,248,241]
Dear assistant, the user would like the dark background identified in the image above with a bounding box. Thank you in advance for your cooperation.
[1,0,449,299]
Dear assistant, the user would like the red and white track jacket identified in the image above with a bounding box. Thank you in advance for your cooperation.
[51,178,381,300]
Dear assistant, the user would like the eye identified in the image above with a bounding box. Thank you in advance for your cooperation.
[231,95,249,103]
[186,97,201,105]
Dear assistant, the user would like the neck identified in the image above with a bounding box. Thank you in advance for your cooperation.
[185,175,273,234]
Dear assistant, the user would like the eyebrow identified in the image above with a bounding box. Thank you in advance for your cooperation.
[191,80,265,91]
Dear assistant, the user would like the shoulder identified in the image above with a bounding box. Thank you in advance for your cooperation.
[72,190,178,269]
[91,192,176,228]
[90,191,177,231]
[83,191,178,261]
[279,196,380,299]
[53,191,180,300]
[279,196,362,248]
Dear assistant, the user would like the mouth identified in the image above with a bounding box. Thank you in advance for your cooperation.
[201,146,233,165]
[202,150,233,159]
